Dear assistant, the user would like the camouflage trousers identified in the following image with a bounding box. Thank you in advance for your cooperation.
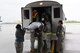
[15,42,23,53]
[56,38,63,53]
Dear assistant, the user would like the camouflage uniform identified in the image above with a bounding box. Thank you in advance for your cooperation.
[15,24,26,53]
[44,22,52,53]
[56,23,64,53]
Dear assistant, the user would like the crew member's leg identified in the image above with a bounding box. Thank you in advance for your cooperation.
[15,42,23,53]
[37,34,44,53]
[30,32,35,52]
[46,36,51,53]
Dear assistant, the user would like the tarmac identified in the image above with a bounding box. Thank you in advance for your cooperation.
[0,23,80,53]
[23,32,80,53]
[23,23,80,53]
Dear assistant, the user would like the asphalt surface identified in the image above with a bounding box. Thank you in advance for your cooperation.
[0,23,80,53]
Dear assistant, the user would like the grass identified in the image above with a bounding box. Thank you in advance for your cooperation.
[64,21,80,23]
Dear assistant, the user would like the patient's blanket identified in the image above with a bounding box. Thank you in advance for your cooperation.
[26,22,44,30]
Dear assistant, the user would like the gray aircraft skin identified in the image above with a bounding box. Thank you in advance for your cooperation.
[21,1,66,33]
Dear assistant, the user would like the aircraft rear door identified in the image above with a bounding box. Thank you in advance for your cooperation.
[21,7,31,28]
[52,5,63,21]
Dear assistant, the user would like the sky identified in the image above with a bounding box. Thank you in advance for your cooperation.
[0,0,80,22]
